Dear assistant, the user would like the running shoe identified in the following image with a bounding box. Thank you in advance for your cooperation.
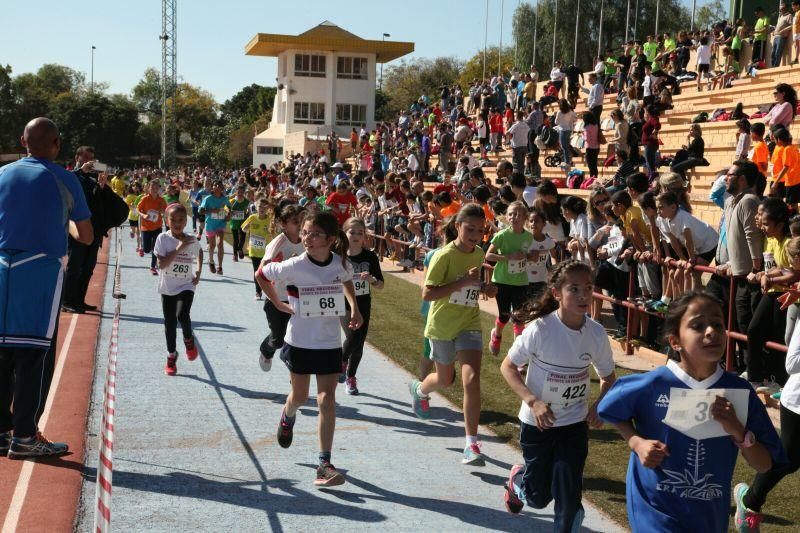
[338,361,347,384]
[255,293,263,301]
[129,230,134,239]
[150,267,158,276]
[462,442,486,466]
[755,381,781,396]
[277,409,294,448]
[734,482,763,532]
[184,337,198,361]
[137,248,144,257]
[232,256,238,263]
[0,432,10,456]
[504,464,524,514]
[314,462,345,487]
[408,379,431,420]
[238,250,245,260]
[489,327,502,356]
[164,353,178,376]
[651,301,669,314]
[259,353,272,372]
[217,267,223,276]
[771,390,782,401]
[345,377,359,395]
[7,432,68,459]
[209,263,217,274]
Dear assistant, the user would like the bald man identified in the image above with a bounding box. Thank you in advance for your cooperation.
[0,117,93,458]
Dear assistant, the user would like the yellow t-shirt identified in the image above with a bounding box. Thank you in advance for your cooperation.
[424,241,485,340]
[241,214,271,258]
[623,205,647,239]
[764,236,790,293]
[111,176,126,197]
[125,193,140,221]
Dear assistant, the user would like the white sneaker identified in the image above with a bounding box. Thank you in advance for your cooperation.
[259,354,272,372]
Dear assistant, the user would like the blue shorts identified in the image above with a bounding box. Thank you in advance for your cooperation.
[0,251,63,349]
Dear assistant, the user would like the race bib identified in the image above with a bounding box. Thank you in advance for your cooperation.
[353,277,370,296]
[210,210,225,220]
[607,236,624,255]
[541,368,590,413]
[147,210,159,222]
[338,203,348,212]
[298,284,346,318]
[249,235,266,251]
[662,387,750,440]
[508,259,526,275]
[763,252,776,271]
[231,210,245,220]
[449,283,480,307]
[165,255,194,279]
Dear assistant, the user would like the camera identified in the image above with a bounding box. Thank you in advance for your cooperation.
[92,161,108,173]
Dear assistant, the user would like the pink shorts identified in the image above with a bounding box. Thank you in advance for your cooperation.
[205,229,225,238]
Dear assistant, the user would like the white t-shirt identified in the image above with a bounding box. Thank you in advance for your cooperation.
[522,185,537,207]
[527,235,555,283]
[666,209,718,255]
[261,233,306,301]
[508,312,615,427]
[606,224,631,272]
[782,316,800,415]
[697,45,712,65]
[544,221,566,242]
[154,232,202,296]
[569,213,591,264]
[261,252,353,350]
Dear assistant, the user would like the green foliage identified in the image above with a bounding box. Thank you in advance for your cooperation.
[220,84,275,125]
[458,45,516,89]
[695,0,728,31]
[380,57,462,117]
[192,119,242,167]
[0,65,15,151]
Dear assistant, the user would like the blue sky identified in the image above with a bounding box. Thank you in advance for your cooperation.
[3,0,694,103]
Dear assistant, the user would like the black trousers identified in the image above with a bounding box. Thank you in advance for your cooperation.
[590,105,602,124]
[340,301,372,378]
[63,237,101,306]
[512,146,527,174]
[744,403,800,511]
[518,421,588,533]
[251,257,263,296]
[231,227,245,256]
[0,347,50,438]
[260,300,291,359]
[735,279,761,373]
[746,291,787,384]
[495,283,529,325]
[142,229,162,269]
[161,290,194,353]
[586,147,600,177]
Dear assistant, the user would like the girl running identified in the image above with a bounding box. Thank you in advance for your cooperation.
[256,204,305,371]
[408,203,498,466]
[486,201,533,356]
[526,209,555,302]
[199,180,230,275]
[125,182,143,256]
[229,185,250,262]
[241,197,272,301]
[340,218,384,395]
[257,211,362,487]
[137,179,167,275]
[500,260,617,530]
[154,204,203,376]
[598,291,784,533]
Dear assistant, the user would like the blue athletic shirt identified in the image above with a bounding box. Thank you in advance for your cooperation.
[598,361,785,533]
[0,157,91,257]
[200,194,231,232]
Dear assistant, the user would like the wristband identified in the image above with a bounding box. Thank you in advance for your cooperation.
[733,430,755,449]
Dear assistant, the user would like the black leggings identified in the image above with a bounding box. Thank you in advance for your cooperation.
[251,256,263,296]
[231,227,244,256]
[495,283,529,325]
[142,229,162,269]
[340,300,371,378]
[585,147,599,178]
[746,292,788,384]
[744,403,800,512]
[162,290,194,353]
[260,300,291,359]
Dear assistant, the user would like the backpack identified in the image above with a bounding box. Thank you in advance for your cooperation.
[566,169,585,189]
[692,111,708,124]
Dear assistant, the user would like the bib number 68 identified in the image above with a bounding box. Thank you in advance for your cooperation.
[319,297,336,309]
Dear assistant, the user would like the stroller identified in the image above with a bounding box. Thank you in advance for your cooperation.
[535,125,564,167]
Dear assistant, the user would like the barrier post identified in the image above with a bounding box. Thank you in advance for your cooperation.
[625,269,635,355]
[726,274,737,371]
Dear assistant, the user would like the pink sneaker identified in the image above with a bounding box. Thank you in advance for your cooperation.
[504,464,524,514]
[489,328,502,356]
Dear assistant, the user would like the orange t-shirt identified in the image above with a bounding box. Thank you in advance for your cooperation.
[439,201,462,218]
[772,145,786,183]
[781,145,800,187]
[137,195,167,231]
[751,140,769,174]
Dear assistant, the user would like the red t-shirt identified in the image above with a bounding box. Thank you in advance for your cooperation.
[489,114,504,134]
[325,192,358,225]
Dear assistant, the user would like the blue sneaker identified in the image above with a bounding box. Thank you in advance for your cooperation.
[734,483,763,532]
[408,380,430,420]
[771,390,782,401]
[462,443,486,466]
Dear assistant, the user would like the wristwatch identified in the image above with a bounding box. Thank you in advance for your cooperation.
[733,430,756,449]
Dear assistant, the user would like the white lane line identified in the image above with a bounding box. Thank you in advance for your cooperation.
[1,313,79,533]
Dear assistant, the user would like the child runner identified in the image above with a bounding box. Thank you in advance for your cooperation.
[527,209,555,302]
[199,180,231,275]
[500,260,617,530]
[137,179,167,275]
[154,204,203,376]
[228,185,250,262]
[598,291,784,533]
[256,204,305,371]
[125,182,143,256]
[257,211,362,487]
[241,197,272,301]
[486,201,533,355]
[340,218,384,394]
[409,204,498,466]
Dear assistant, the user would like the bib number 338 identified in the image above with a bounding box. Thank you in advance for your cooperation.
[298,284,345,317]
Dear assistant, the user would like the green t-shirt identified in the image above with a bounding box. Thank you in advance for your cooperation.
[229,199,250,229]
[490,227,534,286]
[424,241,485,340]
[664,38,676,52]
[754,16,770,41]
[163,193,180,204]
[643,42,659,62]
[604,57,617,75]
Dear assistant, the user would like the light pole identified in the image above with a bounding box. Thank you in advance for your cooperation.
[91,45,96,93]
[498,0,504,77]
[380,33,390,91]
[483,0,489,79]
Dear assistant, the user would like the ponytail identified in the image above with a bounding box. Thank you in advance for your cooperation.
[514,260,592,324]
[335,229,349,268]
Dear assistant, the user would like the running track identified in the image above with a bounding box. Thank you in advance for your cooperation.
[6,231,622,532]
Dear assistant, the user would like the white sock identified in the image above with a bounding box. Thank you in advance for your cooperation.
[466,435,478,447]
[415,382,429,399]
[661,296,672,305]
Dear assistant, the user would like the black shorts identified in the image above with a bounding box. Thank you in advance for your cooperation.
[279,343,342,375]
[698,64,710,74]
[129,219,138,228]
[197,214,206,223]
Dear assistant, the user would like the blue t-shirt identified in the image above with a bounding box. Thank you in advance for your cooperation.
[200,194,231,232]
[598,362,785,533]
[0,157,91,257]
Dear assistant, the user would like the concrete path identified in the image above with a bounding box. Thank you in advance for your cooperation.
[76,233,622,532]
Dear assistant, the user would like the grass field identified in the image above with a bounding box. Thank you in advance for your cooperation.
[369,273,799,531]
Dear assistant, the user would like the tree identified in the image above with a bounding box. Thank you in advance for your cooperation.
[174,83,218,144]
[0,65,16,151]
[458,46,515,89]
[220,84,276,125]
[380,57,462,117]
[132,67,162,116]
[192,120,240,167]
[695,0,727,31]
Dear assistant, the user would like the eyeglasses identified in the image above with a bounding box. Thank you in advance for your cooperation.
[300,230,327,239]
